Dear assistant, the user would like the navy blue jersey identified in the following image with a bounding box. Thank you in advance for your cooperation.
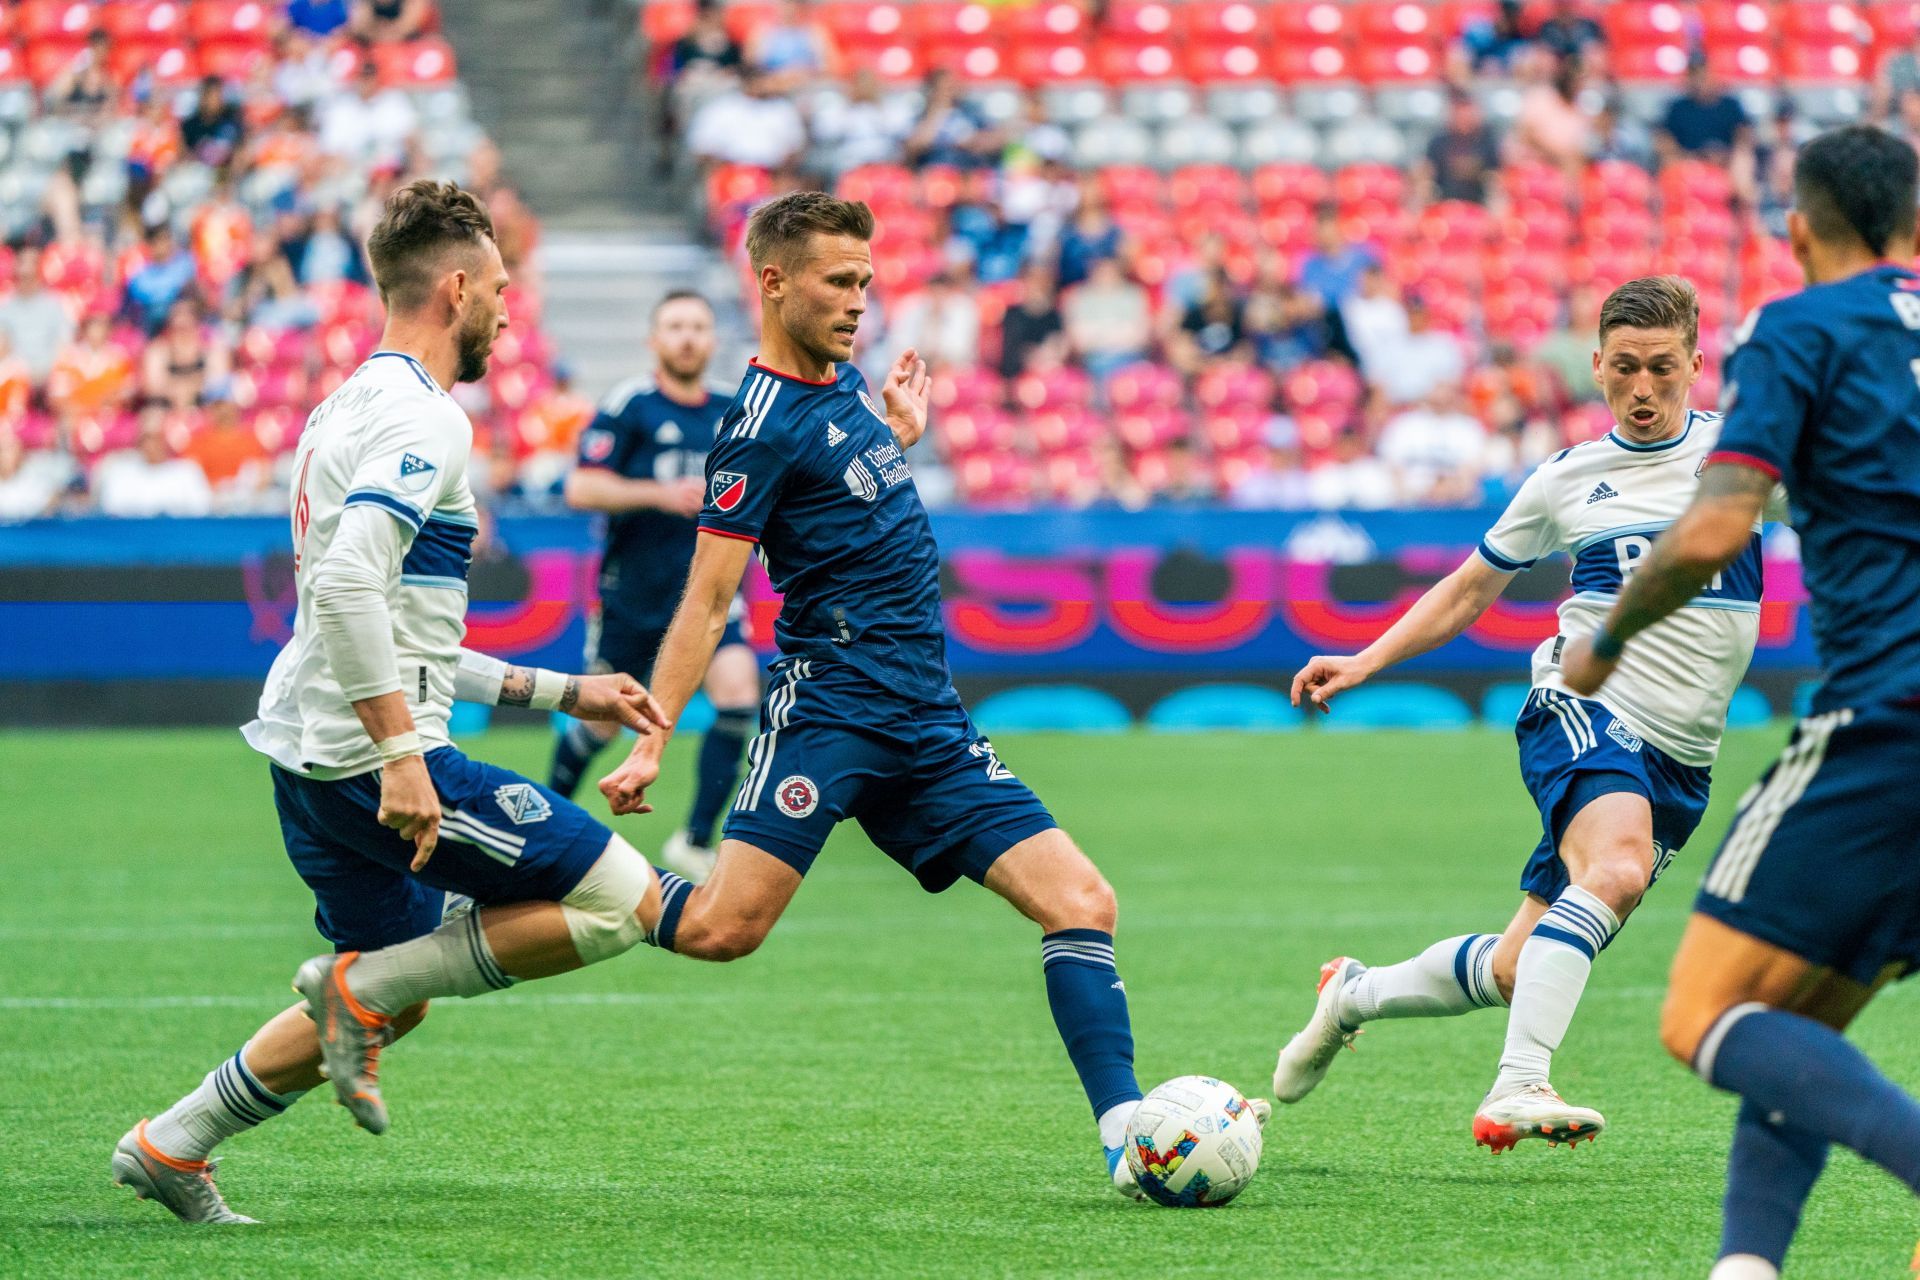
[698,360,955,705]
[576,377,731,629]
[1713,263,1920,711]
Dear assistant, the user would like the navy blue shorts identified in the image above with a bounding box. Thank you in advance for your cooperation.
[1514,688,1713,903]
[722,659,1058,892]
[1696,701,1920,986]
[588,609,747,684]
[272,747,612,952]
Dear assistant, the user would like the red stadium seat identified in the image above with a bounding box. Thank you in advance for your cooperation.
[1032,406,1103,453]
[640,0,694,46]
[1707,41,1778,80]
[1660,158,1736,205]
[1354,42,1444,83]
[1098,164,1165,211]
[1004,0,1089,40]
[1115,405,1191,450]
[865,41,924,79]
[17,1,97,40]
[1495,201,1575,250]
[915,1,999,41]
[819,1,909,45]
[0,47,24,82]
[1582,159,1656,209]
[373,37,457,85]
[1273,42,1354,82]
[109,40,198,84]
[1356,1,1442,40]
[101,1,185,40]
[1500,162,1572,205]
[721,2,779,44]
[1168,164,1247,210]
[1184,0,1264,43]
[1184,42,1268,81]
[1603,1,1692,45]
[1013,365,1094,411]
[1106,1,1179,39]
[1005,40,1090,84]
[1611,41,1693,80]
[1779,1,1869,41]
[1195,364,1276,412]
[1782,41,1869,79]
[934,406,1018,456]
[1698,0,1778,38]
[930,365,1004,412]
[1416,200,1494,247]
[1038,448,1104,504]
[1200,405,1270,453]
[1333,163,1407,207]
[837,163,915,209]
[1867,1,1920,53]
[24,39,85,87]
[1129,447,1215,496]
[1107,362,1184,411]
[924,38,1004,79]
[954,450,1036,506]
[1252,163,1328,207]
[1094,37,1182,82]
[198,39,272,80]
[1271,1,1353,39]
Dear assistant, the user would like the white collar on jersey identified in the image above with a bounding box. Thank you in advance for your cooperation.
[1607,409,1700,454]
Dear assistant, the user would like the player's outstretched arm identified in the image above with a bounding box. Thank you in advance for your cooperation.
[564,466,705,518]
[1293,553,1512,713]
[452,649,668,734]
[1562,461,1773,695]
[881,346,929,449]
[600,530,754,816]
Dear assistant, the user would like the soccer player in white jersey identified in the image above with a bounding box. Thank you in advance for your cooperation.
[1272,276,1788,1150]
[112,181,687,1224]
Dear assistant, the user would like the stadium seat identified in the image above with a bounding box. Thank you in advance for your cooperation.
[1146,684,1302,731]
[1237,117,1322,167]
[1319,684,1475,731]
[972,685,1132,733]
[1726,685,1774,728]
[1479,682,1533,726]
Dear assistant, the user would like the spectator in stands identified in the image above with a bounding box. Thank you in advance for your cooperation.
[1417,93,1501,205]
[232,236,320,331]
[0,250,74,383]
[0,332,32,423]
[1658,59,1752,163]
[1305,428,1396,510]
[49,313,135,417]
[1533,285,1603,405]
[1158,440,1215,503]
[351,0,432,44]
[270,28,337,110]
[286,0,351,37]
[1298,209,1377,306]
[1878,24,1920,118]
[811,69,912,177]
[0,424,73,522]
[746,0,841,93]
[287,204,369,286]
[143,298,231,411]
[903,70,996,170]
[686,65,807,170]
[998,263,1066,378]
[1366,293,1466,408]
[183,394,271,510]
[1245,276,1332,372]
[1376,381,1487,505]
[49,30,117,122]
[1589,96,1656,170]
[1452,0,1530,77]
[1054,177,1124,289]
[1228,439,1313,509]
[126,92,184,207]
[1531,0,1605,68]
[1755,141,1798,239]
[123,223,199,335]
[1889,87,1920,147]
[181,77,247,173]
[1168,270,1247,376]
[1511,48,1590,177]
[318,60,419,170]
[671,0,745,86]
[888,269,981,371]
[92,406,213,517]
[1063,257,1150,381]
[1338,265,1406,375]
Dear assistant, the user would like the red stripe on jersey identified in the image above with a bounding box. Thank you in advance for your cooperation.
[698,526,758,544]
[749,357,837,386]
[1706,450,1783,480]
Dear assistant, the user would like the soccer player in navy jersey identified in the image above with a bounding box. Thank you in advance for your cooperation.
[599,191,1260,1198]
[547,290,760,883]
[1565,125,1920,1279]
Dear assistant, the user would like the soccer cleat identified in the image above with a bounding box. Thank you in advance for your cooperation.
[659,830,717,885]
[293,952,395,1135]
[1472,1083,1605,1153]
[111,1121,258,1224]
[1106,1144,1146,1201]
[1272,956,1365,1103]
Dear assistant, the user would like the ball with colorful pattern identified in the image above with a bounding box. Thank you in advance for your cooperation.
[1124,1075,1264,1208]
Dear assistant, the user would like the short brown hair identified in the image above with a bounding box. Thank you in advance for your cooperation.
[366,179,496,312]
[744,191,874,271]
[1598,275,1699,350]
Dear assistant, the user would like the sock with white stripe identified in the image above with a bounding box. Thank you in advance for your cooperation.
[1041,930,1143,1130]
[144,1047,307,1162]
[1700,1003,1920,1192]
[343,910,515,1017]
[1492,885,1619,1094]
[687,708,754,847]
[1339,934,1506,1026]
[547,719,613,799]
[644,868,692,951]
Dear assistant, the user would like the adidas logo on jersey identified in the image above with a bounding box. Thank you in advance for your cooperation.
[826,421,847,447]
[1586,481,1619,505]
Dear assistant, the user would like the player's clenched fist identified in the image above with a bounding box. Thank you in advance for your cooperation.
[599,746,660,817]
[1291,654,1376,714]
[567,672,673,735]
[378,753,442,871]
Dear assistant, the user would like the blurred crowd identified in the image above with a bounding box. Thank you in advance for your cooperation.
[657,0,1899,509]
[0,0,577,522]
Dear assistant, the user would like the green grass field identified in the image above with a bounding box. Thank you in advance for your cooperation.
[2,725,1915,1278]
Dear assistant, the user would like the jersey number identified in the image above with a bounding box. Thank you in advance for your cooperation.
[291,451,314,574]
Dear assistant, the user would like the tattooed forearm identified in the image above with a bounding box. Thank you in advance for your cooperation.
[558,676,579,712]
[1606,462,1775,644]
[498,665,535,707]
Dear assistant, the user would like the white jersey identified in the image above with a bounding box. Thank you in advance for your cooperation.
[1478,410,1785,767]
[243,352,478,777]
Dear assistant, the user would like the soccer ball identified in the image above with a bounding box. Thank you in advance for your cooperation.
[1125,1075,1263,1207]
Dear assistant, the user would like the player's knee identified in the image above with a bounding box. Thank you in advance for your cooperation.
[1659,989,1715,1068]
[1575,845,1653,916]
[1042,871,1117,934]
[560,836,654,965]
[391,1001,429,1038]
[674,911,769,962]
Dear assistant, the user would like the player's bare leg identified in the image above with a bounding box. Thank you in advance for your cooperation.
[662,643,762,885]
[657,838,803,960]
[296,837,664,1134]
[1477,791,1654,1151]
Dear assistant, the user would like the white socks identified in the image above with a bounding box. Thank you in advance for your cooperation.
[1098,1099,1140,1150]
[1493,886,1620,1095]
[1338,934,1506,1026]
[344,911,514,1016]
[145,1048,306,1162]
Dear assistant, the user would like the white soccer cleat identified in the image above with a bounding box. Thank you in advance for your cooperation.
[1708,1256,1780,1280]
[111,1121,258,1224]
[659,830,717,885]
[1472,1082,1605,1153]
[1272,956,1365,1104]
[1107,1144,1146,1201]
[293,952,395,1135]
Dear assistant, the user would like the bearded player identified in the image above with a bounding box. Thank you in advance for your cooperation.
[1274,276,1787,1152]
[112,181,687,1223]
[596,191,1266,1198]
